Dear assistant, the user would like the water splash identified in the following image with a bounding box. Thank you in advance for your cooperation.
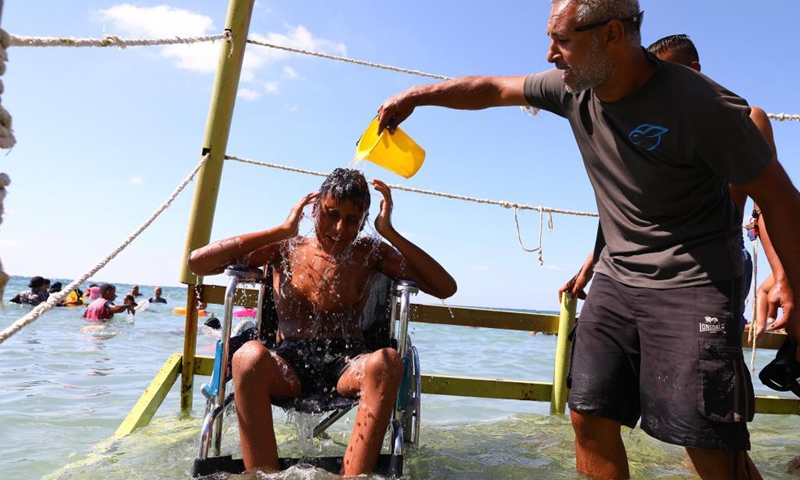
[440,298,456,319]
[286,411,325,456]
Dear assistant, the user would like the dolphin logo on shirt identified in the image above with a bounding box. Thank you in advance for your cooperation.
[628,124,669,151]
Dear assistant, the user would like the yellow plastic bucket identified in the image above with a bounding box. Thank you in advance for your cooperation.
[355,117,425,179]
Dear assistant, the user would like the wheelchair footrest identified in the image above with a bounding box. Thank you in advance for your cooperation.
[280,454,402,476]
[191,454,402,477]
[191,455,245,477]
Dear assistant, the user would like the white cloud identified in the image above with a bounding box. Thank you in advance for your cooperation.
[97,4,220,73]
[0,239,18,247]
[264,81,279,94]
[130,175,143,185]
[282,66,298,79]
[284,104,299,112]
[238,88,262,101]
[96,5,347,83]
[98,4,215,38]
[245,25,347,73]
[470,266,490,271]
[254,1,273,14]
[544,264,567,271]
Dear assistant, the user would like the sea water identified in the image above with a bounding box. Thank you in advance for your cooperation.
[1,275,798,479]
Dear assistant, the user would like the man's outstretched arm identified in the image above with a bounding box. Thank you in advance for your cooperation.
[377,75,528,134]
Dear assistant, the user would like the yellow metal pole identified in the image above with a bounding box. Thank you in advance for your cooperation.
[116,354,183,435]
[178,0,255,412]
[550,293,577,414]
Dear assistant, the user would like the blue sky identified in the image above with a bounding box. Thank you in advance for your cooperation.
[2,1,799,312]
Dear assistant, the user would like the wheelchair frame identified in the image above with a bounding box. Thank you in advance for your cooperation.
[191,264,421,477]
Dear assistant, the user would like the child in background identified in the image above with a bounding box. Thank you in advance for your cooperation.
[123,294,138,310]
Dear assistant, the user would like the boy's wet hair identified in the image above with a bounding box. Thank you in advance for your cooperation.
[647,34,699,65]
[100,284,116,296]
[318,168,371,213]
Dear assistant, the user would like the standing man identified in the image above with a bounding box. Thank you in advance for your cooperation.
[377,1,800,479]
[559,34,794,338]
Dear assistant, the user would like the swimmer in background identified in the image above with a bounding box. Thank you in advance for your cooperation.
[9,276,50,306]
[148,286,167,304]
[129,285,143,298]
[83,284,134,322]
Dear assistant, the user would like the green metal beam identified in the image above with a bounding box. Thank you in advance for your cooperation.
[178,0,256,413]
[116,354,182,436]
[421,373,553,402]
[551,293,577,414]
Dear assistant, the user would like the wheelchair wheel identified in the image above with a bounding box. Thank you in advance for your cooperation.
[402,343,421,447]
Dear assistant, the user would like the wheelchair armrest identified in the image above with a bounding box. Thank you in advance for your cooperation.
[224,264,266,282]
[392,280,419,358]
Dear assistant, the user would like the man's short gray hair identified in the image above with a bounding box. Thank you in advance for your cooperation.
[551,0,642,45]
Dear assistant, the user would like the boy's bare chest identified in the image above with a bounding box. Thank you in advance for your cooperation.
[278,247,372,311]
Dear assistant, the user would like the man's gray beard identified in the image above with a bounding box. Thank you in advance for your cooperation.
[564,35,614,94]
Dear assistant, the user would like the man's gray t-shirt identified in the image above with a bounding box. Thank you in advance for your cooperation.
[523,53,774,288]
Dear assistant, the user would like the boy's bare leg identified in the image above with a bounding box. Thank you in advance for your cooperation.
[337,347,403,475]
[686,448,763,480]
[232,340,301,472]
[570,410,630,480]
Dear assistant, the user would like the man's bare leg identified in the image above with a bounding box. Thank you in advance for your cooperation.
[686,447,763,480]
[788,455,800,474]
[232,340,301,472]
[337,347,403,475]
[570,410,630,480]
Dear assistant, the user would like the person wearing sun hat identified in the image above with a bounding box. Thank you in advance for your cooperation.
[9,275,50,306]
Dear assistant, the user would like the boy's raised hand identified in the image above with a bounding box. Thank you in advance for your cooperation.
[283,192,318,237]
[372,179,394,236]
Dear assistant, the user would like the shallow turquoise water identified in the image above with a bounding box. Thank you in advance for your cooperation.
[2,276,798,479]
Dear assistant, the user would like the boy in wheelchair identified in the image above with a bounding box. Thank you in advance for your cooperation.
[188,168,456,475]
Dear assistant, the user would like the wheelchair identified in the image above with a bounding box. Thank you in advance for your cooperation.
[191,264,421,477]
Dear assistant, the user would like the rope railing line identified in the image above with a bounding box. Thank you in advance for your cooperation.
[9,33,227,49]
[7,31,799,121]
[0,153,211,346]
[245,38,450,81]
[768,113,800,122]
[224,154,599,218]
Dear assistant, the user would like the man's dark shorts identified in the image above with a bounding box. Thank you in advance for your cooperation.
[568,273,755,450]
[275,338,371,395]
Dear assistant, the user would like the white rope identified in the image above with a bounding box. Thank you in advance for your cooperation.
[224,155,599,217]
[245,38,799,122]
[245,38,450,81]
[0,28,14,306]
[749,237,759,372]
[0,153,211,345]
[9,33,227,49]
[0,28,15,149]
[767,113,800,122]
[513,206,553,265]
[7,31,798,121]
